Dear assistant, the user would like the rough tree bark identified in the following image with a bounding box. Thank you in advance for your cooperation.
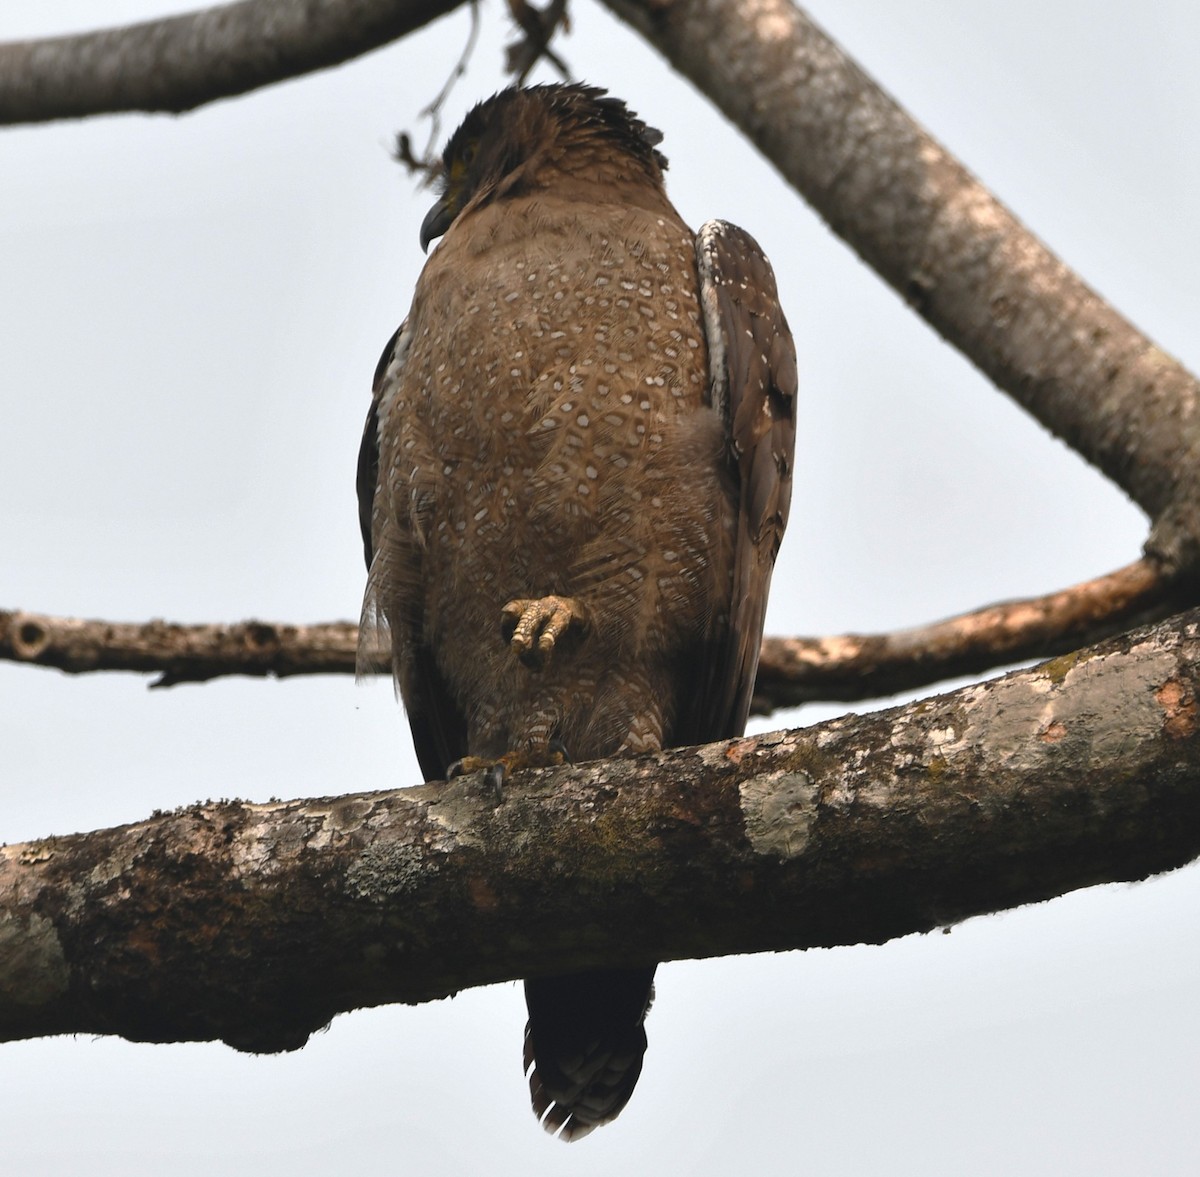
[3,0,1199,1053]
[4,610,1199,1051]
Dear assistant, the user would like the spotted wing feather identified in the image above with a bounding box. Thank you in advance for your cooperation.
[692,220,796,739]
[356,319,468,781]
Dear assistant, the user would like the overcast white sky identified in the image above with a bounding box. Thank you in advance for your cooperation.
[2,2,1198,1174]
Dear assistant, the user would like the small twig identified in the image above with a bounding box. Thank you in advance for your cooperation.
[425,0,483,161]
[392,0,482,179]
[392,131,441,181]
[505,0,572,83]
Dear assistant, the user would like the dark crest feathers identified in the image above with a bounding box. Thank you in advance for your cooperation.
[436,83,668,202]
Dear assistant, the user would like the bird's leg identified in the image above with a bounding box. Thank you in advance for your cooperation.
[446,743,570,780]
[500,595,589,669]
[447,755,511,805]
[447,739,570,804]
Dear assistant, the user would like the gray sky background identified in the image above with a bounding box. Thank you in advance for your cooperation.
[2,2,1198,1173]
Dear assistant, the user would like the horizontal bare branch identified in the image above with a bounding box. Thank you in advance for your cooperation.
[602,0,1200,572]
[0,0,463,124]
[1,559,1185,705]
[0,610,364,687]
[753,557,1187,709]
[4,608,1199,1051]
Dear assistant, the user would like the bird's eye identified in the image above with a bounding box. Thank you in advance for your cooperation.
[445,140,480,194]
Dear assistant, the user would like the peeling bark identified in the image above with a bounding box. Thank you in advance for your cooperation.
[5,609,1200,1052]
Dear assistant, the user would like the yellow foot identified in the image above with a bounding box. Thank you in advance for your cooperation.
[447,746,568,803]
[447,747,567,778]
[500,595,589,669]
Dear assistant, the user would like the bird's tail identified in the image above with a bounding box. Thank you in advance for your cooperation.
[523,965,657,1141]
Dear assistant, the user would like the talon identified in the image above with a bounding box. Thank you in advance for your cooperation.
[447,756,508,804]
[446,755,490,780]
[484,762,506,805]
[500,595,589,669]
[445,746,566,801]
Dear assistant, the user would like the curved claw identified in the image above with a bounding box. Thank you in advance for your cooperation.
[484,762,506,805]
[446,744,570,805]
[447,755,508,805]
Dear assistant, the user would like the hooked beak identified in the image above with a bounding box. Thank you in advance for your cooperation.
[419,196,455,253]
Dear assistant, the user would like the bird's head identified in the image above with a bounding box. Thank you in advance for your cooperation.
[418,83,669,252]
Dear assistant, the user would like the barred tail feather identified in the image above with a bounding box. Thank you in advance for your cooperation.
[523,966,656,1142]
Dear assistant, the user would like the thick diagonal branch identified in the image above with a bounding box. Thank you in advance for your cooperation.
[601,0,1200,572]
[0,0,461,123]
[4,608,1200,1052]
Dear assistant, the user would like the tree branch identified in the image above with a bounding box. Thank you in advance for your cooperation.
[0,0,463,124]
[0,610,365,688]
[753,556,1188,709]
[4,607,1199,1051]
[600,0,1200,572]
[1,558,1185,705]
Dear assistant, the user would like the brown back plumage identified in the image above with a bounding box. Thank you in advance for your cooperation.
[357,83,796,1140]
